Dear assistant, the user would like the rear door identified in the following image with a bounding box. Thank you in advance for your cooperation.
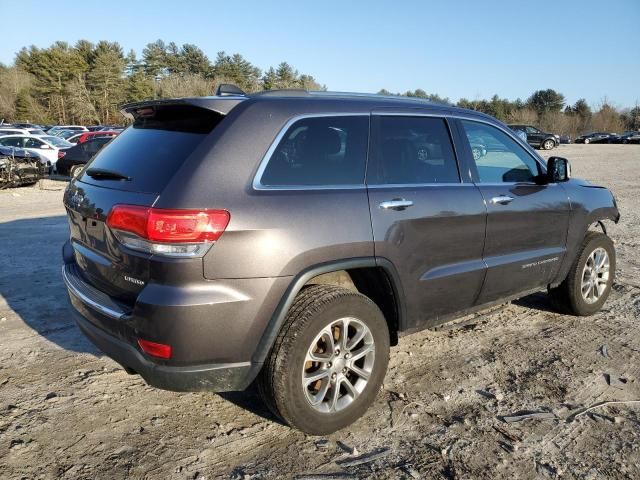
[24,137,56,162]
[456,119,570,304]
[525,126,543,146]
[366,112,487,329]
[64,104,226,304]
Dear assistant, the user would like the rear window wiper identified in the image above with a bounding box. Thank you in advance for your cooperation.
[85,168,131,181]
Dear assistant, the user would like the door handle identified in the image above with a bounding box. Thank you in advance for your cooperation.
[379,199,414,211]
[489,195,514,205]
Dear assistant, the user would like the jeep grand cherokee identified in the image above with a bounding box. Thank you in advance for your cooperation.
[62,90,619,434]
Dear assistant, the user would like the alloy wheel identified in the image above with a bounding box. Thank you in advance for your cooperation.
[302,317,375,413]
[581,247,610,303]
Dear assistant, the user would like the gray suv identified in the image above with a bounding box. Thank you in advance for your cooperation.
[62,90,619,434]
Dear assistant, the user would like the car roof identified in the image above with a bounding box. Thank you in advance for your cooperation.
[1,134,57,143]
[121,90,497,122]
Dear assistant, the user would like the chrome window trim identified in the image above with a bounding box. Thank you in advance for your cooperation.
[367,182,474,189]
[477,182,557,187]
[252,111,546,192]
[252,112,370,191]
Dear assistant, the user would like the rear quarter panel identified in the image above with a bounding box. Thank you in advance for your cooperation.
[156,99,375,279]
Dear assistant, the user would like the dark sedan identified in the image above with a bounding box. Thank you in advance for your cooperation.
[56,136,112,177]
[609,131,640,144]
[575,132,612,144]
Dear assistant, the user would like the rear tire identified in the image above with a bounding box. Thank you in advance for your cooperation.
[258,284,390,435]
[584,138,590,144]
[548,231,615,316]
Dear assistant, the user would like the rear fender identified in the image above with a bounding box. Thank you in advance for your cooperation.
[245,257,406,383]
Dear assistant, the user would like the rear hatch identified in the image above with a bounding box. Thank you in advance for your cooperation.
[63,101,237,305]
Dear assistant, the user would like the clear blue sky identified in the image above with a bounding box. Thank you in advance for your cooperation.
[2,0,639,107]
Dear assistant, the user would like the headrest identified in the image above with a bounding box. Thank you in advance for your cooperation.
[303,126,342,157]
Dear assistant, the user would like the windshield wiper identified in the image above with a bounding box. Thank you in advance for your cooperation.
[85,168,131,181]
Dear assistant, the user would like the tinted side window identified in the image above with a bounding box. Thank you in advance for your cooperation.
[368,116,459,185]
[1,137,23,147]
[85,139,106,155]
[460,120,541,183]
[24,138,43,148]
[260,116,369,187]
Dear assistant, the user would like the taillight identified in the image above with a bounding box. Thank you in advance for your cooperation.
[106,205,230,257]
[138,338,172,359]
[58,151,66,159]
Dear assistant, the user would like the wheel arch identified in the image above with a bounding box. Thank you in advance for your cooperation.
[586,205,620,228]
[550,206,619,288]
[251,257,406,368]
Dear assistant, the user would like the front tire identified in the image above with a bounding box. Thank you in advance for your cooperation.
[584,138,591,144]
[543,139,556,150]
[258,285,390,435]
[70,165,83,178]
[548,231,615,316]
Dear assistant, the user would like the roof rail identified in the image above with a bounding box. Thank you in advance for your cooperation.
[252,89,310,97]
[215,84,247,97]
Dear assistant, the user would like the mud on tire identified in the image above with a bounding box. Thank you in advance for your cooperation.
[548,231,615,316]
[257,284,390,435]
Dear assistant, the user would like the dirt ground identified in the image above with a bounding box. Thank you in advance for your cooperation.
[1,144,639,480]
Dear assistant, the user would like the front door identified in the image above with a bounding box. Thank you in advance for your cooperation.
[367,113,487,330]
[456,119,570,304]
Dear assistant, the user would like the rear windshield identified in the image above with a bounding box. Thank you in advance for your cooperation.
[79,105,223,193]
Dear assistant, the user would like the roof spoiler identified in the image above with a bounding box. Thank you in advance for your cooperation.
[120,95,245,120]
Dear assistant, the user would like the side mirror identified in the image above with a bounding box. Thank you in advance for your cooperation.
[547,156,571,182]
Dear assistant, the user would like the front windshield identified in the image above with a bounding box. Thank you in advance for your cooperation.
[41,136,72,147]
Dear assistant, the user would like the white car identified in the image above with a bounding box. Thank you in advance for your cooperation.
[0,127,47,136]
[47,125,88,136]
[0,134,73,170]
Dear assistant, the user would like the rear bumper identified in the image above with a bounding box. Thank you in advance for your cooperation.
[61,255,281,392]
[71,307,253,392]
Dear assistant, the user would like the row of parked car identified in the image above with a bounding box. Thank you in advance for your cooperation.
[508,124,640,148]
[0,123,123,182]
[574,131,640,144]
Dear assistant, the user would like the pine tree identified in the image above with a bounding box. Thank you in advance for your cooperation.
[87,48,125,123]
[14,89,32,121]
[126,71,154,102]
[527,89,565,115]
[142,40,168,77]
[212,52,261,91]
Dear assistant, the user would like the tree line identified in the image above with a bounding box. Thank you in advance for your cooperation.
[0,40,323,126]
[380,88,639,138]
[0,39,638,137]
